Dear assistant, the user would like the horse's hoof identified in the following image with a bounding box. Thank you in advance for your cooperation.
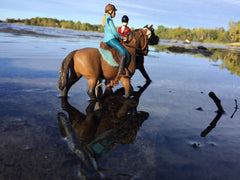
[123,94,129,98]
[61,93,67,97]
[60,88,68,97]
[89,97,96,101]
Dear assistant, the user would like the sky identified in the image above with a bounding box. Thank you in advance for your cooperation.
[0,0,239,30]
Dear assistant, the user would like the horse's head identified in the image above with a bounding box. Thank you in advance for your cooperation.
[125,25,159,56]
[144,24,159,45]
[138,25,159,55]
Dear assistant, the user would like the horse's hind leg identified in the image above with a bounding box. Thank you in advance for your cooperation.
[95,79,103,99]
[64,71,81,96]
[87,78,98,101]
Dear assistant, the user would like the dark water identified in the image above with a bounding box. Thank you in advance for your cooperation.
[0,23,240,180]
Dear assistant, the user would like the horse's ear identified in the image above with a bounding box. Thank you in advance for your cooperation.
[144,24,148,28]
[149,25,153,29]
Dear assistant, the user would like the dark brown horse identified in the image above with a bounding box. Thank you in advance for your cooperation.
[58,25,159,100]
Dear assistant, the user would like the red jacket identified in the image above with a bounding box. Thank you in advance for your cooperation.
[118,26,131,37]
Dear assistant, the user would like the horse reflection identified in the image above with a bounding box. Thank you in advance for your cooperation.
[57,82,150,179]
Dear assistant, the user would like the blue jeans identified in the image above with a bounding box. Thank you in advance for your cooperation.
[106,38,130,64]
[106,38,127,55]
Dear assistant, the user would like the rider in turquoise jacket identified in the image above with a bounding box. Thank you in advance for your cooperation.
[102,4,128,75]
[103,15,122,42]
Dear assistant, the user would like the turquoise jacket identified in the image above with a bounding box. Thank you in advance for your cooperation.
[103,15,123,42]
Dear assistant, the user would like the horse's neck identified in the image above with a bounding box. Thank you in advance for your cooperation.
[126,30,143,51]
[124,43,136,69]
[124,44,136,55]
[124,34,137,55]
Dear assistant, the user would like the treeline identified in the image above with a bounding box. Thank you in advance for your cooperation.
[5,17,240,44]
[155,20,240,43]
[5,17,104,32]
[201,50,240,76]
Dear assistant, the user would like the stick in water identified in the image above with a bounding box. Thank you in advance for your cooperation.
[200,92,224,137]
[208,92,224,113]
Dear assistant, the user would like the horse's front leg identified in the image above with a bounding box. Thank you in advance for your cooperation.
[120,78,133,98]
[138,55,152,83]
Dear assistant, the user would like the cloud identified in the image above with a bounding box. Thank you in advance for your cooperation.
[223,0,240,5]
[120,3,169,14]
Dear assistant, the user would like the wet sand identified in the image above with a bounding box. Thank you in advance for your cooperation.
[1,25,240,179]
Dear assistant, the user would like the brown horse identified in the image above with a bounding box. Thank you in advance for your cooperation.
[58,25,159,100]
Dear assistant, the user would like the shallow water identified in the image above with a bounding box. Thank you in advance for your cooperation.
[0,23,240,180]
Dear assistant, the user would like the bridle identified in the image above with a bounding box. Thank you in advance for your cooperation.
[145,26,159,46]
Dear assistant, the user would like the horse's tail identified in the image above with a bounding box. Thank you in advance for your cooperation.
[58,50,76,91]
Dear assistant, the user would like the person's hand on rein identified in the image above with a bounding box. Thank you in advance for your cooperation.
[123,37,127,42]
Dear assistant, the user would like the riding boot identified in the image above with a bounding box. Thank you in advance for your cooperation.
[118,55,126,75]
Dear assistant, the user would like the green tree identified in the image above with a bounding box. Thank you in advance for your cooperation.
[229,20,237,42]
[74,21,81,30]
[5,17,240,42]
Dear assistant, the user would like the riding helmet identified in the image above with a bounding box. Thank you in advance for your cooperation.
[105,4,117,13]
[122,15,129,23]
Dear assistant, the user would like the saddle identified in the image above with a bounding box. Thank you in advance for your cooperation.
[100,41,131,87]
[100,41,121,64]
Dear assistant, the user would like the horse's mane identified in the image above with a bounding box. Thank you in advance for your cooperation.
[125,28,143,43]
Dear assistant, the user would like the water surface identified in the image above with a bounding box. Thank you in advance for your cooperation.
[0,23,240,180]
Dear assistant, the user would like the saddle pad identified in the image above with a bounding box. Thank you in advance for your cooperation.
[97,47,119,67]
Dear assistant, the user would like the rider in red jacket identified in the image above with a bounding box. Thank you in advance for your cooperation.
[118,15,131,37]
[118,15,152,83]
